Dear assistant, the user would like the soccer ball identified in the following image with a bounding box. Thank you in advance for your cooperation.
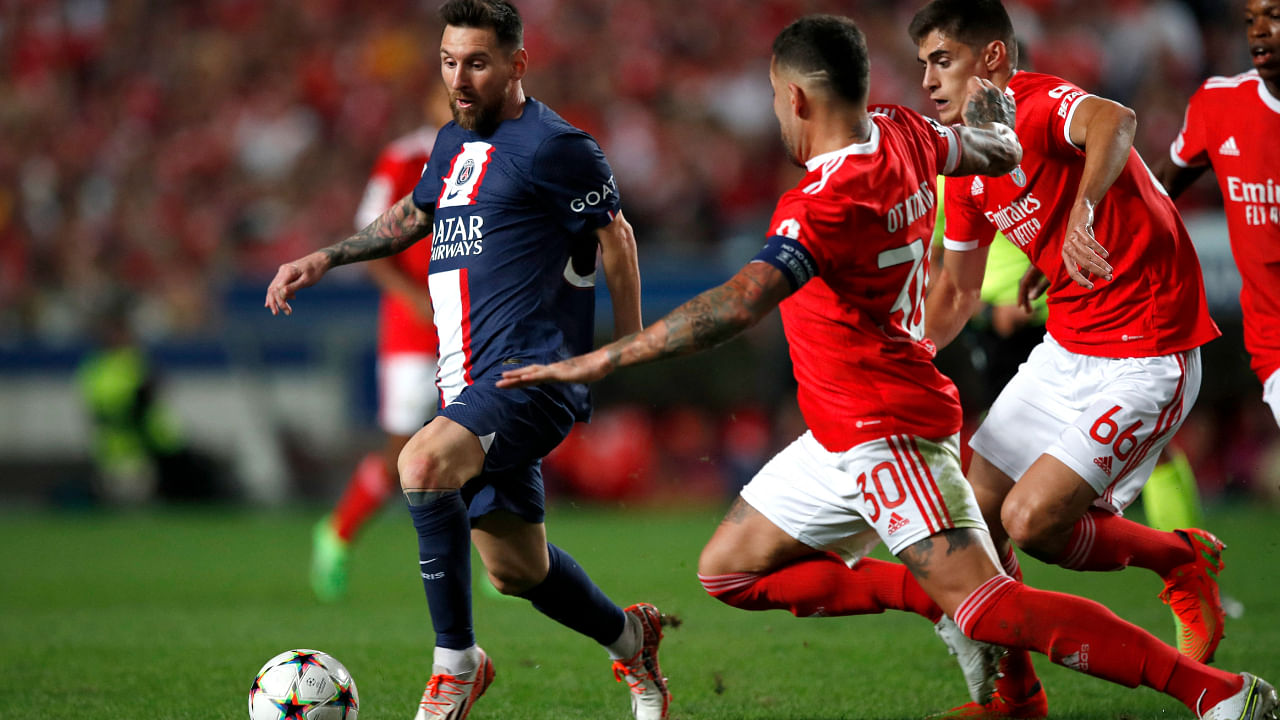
[248,649,359,720]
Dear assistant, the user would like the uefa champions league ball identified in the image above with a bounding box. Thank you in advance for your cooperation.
[248,649,359,720]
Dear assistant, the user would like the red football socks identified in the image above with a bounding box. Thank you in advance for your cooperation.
[700,554,942,622]
[331,452,395,541]
[956,575,1241,712]
[1059,507,1193,574]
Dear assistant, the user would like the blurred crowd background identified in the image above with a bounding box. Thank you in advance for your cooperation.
[1,0,1273,508]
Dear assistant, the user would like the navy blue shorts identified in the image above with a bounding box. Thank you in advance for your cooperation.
[440,375,582,525]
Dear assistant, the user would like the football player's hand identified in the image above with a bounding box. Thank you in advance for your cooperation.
[496,350,614,389]
[1061,199,1112,289]
[1017,265,1049,313]
[265,252,330,316]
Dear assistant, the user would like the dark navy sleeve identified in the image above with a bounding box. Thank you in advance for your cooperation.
[531,132,621,234]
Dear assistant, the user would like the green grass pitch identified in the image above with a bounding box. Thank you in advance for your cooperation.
[2,502,1277,719]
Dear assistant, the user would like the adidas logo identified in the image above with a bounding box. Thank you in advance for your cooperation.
[1093,455,1113,476]
[1218,136,1241,157]
[970,176,985,195]
[887,512,909,535]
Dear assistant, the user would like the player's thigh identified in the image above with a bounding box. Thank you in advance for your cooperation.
[398,415,486,491]
[378,352,439,436]
[1044,347,1201,512]
[439,378,577,474]
[970,336,1078,484]
[698,496,819,576]
[896,528,1003,618]
[738,431,988,567]
[471,510,550,591]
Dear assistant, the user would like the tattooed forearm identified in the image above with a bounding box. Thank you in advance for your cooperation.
[321,195,433,268]
[660,270,771,356]
[964,85,1016,128]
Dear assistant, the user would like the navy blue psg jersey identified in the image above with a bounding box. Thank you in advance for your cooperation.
[412,98,620,420]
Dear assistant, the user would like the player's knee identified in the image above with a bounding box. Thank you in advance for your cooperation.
[1001,498,1063,553]
[397,449,454,492]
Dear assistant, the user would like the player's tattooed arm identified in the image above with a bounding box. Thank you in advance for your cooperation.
[496,262,792,388]
[963,79,1015,128]
[266,194,433,316]
[950,77,1022,178]
[321,194,434,267]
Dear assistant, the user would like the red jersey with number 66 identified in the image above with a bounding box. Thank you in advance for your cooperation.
[1170,70,1280,382]
[355,127,438,356]
[763,104,963,452]
[942,71,1219,358]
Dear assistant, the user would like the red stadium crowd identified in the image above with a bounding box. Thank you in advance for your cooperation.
[0,0,1244,341]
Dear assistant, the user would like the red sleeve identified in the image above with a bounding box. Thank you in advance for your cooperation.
[1017,74,1091,159]
[940,173,997,251]
[768,191,846,277]
[873,104,963,176]
[1170,84,1210,168]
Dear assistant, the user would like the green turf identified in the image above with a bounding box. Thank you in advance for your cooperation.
[2,502,1277,719]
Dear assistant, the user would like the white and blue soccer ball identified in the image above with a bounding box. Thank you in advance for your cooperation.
[248,649,359,720]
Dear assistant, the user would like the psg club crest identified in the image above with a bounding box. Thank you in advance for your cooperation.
[1009,165,1027,187]
[457,159,475,185]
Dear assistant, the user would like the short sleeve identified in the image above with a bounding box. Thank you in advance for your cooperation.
[532,132,622,235]
[876,104,963,176]
[766,192,844,279]
[1169,85,1209,169]
[941,173,997,251]
[1034,79,1092,155]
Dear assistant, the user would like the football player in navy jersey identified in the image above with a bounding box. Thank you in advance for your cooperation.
[266,2,667,719]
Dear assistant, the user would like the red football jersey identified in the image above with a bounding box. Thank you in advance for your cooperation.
[1171,70,1280,382]
[943,72,1219,358]
[356,127,438,355]
[771,104,963,452]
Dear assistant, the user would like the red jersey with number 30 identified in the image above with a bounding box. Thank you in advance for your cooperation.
[769,105,963,452]
[356,127,438,356]
[942,72,1219,358]
[1171,70,1280,382]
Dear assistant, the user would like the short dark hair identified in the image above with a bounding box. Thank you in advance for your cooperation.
[908,0,1019,69]
[771,15,870,105]
[439,0,523,52]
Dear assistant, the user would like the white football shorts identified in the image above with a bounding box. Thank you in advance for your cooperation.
[378,352,439,436]
[970,334,1201,513]
[1262,369,1280,429]
[740,430,987,563]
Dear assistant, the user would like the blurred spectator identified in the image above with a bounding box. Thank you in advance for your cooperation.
[0,0,1237,343]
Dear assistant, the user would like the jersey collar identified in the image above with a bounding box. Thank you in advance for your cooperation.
[805,119,882,171]
[1256,72,1280,114]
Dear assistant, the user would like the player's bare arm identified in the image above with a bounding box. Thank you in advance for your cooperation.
[950,77,1021,177]
[925,244,992,350]
[266,194,434,316]
[1062,96,1133,289]
[497,262,791,388]
[1152,155,1208,202]
[596,210,643,338]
